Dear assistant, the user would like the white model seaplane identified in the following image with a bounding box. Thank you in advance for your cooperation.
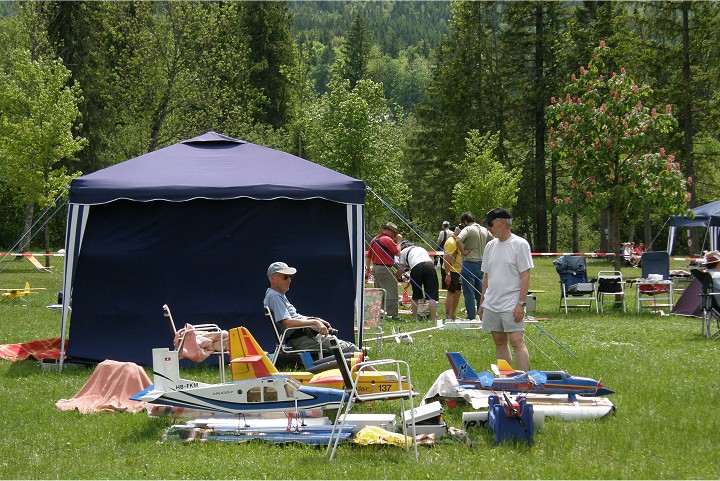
[0,282,46,303]
[131,347,346,414]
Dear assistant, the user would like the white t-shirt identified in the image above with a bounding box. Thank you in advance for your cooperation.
[398,246,432,270]
[481,233,534,312]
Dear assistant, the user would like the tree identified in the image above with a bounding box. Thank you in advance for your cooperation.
[547,41,689,269]
[241,1,294,128]
[0,45,85,256]
[300,74,408,226]
[453,131,520,219]
[341,13,372,88]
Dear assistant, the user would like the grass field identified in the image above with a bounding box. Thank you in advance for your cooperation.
[0,253,718,479]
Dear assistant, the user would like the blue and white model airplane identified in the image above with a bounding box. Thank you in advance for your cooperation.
[131,347,346,414]
[446,352,613,402]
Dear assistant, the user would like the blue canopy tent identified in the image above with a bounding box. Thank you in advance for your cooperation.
[59,132,365,367]
[667,200,720,253]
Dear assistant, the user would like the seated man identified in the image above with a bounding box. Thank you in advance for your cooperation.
[264,261,360,354]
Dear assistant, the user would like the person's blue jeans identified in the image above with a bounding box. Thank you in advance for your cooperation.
[461,261,484,320]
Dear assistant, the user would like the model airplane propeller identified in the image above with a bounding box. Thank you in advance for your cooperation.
[0,282,46,303]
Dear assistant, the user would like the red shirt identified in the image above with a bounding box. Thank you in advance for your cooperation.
[367,233,399,265]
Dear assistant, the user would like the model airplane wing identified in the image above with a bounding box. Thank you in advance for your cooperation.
[478,371,496,388]
[526,370,547,387]
[0,282,46,293]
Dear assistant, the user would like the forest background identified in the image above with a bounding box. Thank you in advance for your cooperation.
[0,1,718,258]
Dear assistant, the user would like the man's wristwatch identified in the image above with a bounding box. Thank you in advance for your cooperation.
[519,301,526,307]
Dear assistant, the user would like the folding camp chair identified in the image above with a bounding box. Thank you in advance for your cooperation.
[553,256,596,313]
[637,251,673,313]
[325,337,418,461]
[264,305,324,366]
[22,252,52,273]
[163,304,228,382]
[596,271,626,313]
[362,287,386,355]
[689,269,720,340]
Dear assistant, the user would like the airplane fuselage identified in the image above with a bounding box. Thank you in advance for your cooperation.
[472,372,613,397]
[132,374,346,414]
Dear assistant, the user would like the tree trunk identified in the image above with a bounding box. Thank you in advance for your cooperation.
[611,201,622,271]
[533,4,549,252]
[22,203,34,253]
[44,224,51,268]
[572,211,579,252]
[681,3,698,255]
[643,207,652,252]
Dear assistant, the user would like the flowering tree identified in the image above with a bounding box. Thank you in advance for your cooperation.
[547,41,690,268]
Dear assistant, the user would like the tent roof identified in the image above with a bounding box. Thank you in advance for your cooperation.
[669,199,720,228]
[69,131,365,205]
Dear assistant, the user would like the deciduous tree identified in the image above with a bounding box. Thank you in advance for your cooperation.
[547,41,689,268]
[300,74,408,226]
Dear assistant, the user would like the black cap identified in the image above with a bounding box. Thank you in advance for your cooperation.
[483,208,512,224]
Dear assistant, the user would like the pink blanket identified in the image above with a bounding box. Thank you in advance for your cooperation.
[55,360,151,414]
[173,323,228,362]
[0,338,64,361]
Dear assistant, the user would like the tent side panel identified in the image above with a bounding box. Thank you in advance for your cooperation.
[67,198,357,365]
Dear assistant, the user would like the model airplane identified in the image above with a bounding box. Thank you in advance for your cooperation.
[130,347,345,415]
[0,282,46,303]
[228,326,411,394]
[446,352,613,402]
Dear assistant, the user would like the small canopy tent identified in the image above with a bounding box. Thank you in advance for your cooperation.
[60,132,365,366]
[667,200,720,253]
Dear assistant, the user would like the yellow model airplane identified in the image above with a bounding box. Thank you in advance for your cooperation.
[228,326,411,394]
[0,282,46,303]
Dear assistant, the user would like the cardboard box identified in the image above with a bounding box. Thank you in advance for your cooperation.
[403,401,447,438]
[341,413,396,433]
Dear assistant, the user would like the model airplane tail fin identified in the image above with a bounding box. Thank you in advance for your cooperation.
[151,348,181,391]
[23,282,30,293]
[228,327,279,381]
[494,358,520,375]
[446,351,480,380]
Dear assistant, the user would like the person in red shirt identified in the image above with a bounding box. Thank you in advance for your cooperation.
[366,222,402,319]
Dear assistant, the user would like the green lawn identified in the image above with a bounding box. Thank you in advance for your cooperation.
[0,253,717,479]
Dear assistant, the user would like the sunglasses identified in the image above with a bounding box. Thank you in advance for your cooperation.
[280,274,294,280]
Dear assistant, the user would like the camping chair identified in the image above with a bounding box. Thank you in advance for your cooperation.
[637,251,673,313]
[264,305,324,366]
[163,304,228,383]
[22,252,52,273]
[596,271,626,313]
[689,269,720,340]
[553,256,597,313]
[325,337,418,461]
[362,287,386,355]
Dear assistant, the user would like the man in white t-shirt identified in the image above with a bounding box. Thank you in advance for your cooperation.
[479,208,534,371]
